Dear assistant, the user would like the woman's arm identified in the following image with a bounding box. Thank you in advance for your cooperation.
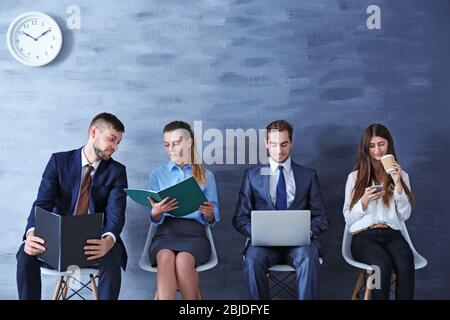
[199,170,220,226]
[343,172,367,227]
[395,172,412,221]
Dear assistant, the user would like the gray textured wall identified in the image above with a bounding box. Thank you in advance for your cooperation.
[0,0,449,299]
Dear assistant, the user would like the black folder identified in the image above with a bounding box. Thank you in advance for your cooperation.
[34,206,104,272]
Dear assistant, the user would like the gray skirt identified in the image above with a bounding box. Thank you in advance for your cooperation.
[149,217,210,267]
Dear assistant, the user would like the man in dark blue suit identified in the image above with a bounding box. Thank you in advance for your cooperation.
[16,113,128,300]
[232,120,328,300]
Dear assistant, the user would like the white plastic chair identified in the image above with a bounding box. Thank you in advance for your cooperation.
[139,222,218,299]
[341,222,427,299]
[40,266,99,300]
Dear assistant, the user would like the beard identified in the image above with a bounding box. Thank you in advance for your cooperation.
[93,143,112,161]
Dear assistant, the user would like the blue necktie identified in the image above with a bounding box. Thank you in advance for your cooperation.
[275,165,287,210]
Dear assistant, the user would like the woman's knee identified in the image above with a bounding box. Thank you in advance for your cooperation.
[393,249,414,272]
[175,252,196,273]
[156,249,176,267]
[175,252,197,277]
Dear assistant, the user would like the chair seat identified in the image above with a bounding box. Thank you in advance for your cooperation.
[268,264,295,272]
[342,223,427,271]
[139,223,218,274]
[139,223,218,299]
[342,222,427,300]
[40,266,99,277]
[268,257,323,272]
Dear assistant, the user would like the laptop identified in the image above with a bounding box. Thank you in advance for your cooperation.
[251,210,311,246]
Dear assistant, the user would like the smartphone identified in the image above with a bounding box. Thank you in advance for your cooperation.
[372,184,384,192]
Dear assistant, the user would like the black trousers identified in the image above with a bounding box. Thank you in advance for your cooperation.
[16,242,122,300]
[351,227,415,300]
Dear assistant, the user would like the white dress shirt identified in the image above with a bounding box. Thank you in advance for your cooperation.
[343,170,412,234]
[268,156,296,209]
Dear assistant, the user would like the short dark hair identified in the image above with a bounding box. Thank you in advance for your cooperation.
[266,120,293,141]
[90,112,125,133]
[163,120,192,135]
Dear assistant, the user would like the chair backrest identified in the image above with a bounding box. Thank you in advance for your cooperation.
[138,222,218,273]
[341,222,427,271]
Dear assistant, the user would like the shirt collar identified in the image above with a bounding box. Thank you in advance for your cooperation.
[166,160,192,171]
[269,156,292,174]
[81,147,101,171]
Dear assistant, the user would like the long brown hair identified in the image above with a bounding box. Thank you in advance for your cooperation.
[350,123,415,210]
[163,121,206,185]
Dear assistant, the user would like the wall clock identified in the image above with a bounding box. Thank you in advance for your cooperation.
[6,12,63,67]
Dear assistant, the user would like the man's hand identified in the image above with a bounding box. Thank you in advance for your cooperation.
[24,230,46,256]
[84,236,114,261]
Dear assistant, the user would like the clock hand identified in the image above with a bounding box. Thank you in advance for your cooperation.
[36,29,51,40]
[22,31,37,41]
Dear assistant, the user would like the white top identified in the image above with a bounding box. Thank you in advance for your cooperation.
[269,156,296,209]
[343,170,412,234]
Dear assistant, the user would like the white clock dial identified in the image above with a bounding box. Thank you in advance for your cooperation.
[7,12,63,67]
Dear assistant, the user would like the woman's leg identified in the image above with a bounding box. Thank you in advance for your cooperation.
[351,231,394,300]
[156,249,177,299]
[384,230,415,300]
[175,252,199,300]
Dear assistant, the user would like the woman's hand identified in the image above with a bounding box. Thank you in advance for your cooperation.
[199,201,215,223]
[147,196,179,221]
[390,160,402,185]
[361,187,385,211]
[390,160,404,194]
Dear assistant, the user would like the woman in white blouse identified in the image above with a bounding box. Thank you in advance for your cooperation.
[343,123,416,300]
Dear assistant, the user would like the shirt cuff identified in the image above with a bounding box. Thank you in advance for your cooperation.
[151,213,166,225]
[102,232,116,243]
[26,227,35,238]
[394,189,408,202]
[351,199,367,217]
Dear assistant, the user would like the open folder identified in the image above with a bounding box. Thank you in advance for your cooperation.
[34,206,104,272]
[124,176,207,217]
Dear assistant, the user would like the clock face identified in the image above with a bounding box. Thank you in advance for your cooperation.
[7,12,63,67]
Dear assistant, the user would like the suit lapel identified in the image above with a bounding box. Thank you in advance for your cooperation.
[90,160,108,213]
[289,161,302,209]
[69,148,83,214]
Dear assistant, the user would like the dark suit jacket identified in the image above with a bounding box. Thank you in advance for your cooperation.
[24,147,128,270]
[232,161,328,240]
